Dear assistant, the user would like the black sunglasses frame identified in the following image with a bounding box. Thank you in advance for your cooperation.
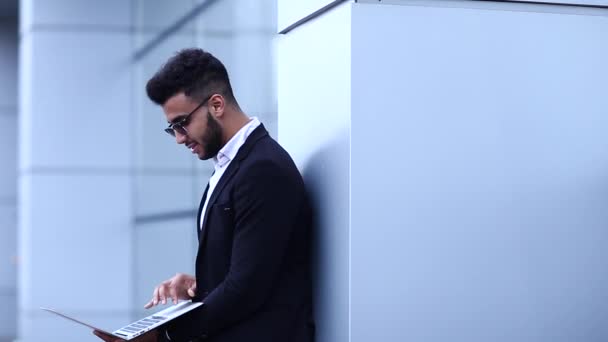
[164,95,212,137]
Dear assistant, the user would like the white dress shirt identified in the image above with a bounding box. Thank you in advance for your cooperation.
[199,117,261,230]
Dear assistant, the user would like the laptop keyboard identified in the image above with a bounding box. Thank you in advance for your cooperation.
[113,301,203,338]
[117,315,167,335]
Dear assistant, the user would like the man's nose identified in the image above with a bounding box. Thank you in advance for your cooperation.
[175,131,187,144]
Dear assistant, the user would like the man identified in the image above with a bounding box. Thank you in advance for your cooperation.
[94,48,314,342]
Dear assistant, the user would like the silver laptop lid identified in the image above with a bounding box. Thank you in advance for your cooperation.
[112,301,203,339]
[41,301,203,341]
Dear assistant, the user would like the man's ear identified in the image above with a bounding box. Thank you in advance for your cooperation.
[209,94,225,118]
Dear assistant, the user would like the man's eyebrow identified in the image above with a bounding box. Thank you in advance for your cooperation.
[168,114,187,124]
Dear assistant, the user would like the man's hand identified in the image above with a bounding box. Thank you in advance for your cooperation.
[144,273,197,309]
[93,329,158,342]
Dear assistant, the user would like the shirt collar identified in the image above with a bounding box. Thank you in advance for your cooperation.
[213,117,261,169]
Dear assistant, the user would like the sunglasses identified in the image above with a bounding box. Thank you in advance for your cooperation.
[164,95,212,137]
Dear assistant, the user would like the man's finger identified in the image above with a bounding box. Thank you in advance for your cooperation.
[158,284,167,305]
[150,286,159,307]
[169,281,178,304]
[147,286,160,308]
[187,283,197,298]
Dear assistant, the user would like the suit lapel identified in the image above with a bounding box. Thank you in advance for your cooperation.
[198,124,269,245]
[196,183,210,240]
[199,160,240,244]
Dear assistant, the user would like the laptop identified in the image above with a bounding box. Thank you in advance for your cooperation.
[41,301,203,340]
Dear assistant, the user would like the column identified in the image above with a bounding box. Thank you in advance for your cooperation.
[0,14,18,342]
[278,0,608,341]
[277,2,352,342]
[349,2,608,341]
[18,1,134,340]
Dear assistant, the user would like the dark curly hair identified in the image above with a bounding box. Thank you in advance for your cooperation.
[146,48,237,106]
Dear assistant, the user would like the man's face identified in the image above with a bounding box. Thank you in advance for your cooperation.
[162,93,223,160]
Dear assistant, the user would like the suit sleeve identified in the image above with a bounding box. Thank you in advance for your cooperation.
[163,159,302,341]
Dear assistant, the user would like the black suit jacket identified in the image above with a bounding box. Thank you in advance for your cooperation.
[161,124,314,342]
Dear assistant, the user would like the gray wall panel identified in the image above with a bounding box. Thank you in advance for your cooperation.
[278,3,352,342]
[0,18,17,342]
[351,2,608,341]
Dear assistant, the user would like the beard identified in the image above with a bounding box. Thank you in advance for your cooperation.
[199,112,224,160]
